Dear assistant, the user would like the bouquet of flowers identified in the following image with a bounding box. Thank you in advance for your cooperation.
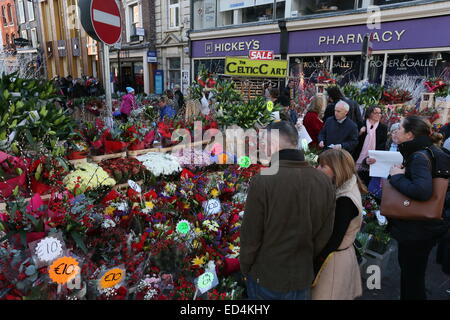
[120,122,155,150]
[136,153,182,177]
[63,162,116,195]
[425,78,449,97]
[99,158,150,184]
[80,119,129,155]
[380,88,413,105]
[28,156,70,195]
[0,152,28,199]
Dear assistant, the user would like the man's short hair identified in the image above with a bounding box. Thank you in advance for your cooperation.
[335,100,350,112]
[267,121,299,147]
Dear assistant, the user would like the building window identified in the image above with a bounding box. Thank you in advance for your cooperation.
[169,0,180,28]
[2,6,7,26]
[21,30,28,39]
[31,28,38,48]
[7,4,13,25]
[167,57,181,89]
[17,0,25,24]
[28,0,35,21]
[128,3,141,37]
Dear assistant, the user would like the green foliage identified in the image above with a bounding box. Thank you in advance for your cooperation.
[343,83,383,107]
[216,96,282,129]
[0,73,75,154]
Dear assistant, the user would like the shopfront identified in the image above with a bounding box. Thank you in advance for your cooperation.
[287,14,450,85]
[192,33,284,96]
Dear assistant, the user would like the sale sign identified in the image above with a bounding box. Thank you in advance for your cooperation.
[249,50,274,60]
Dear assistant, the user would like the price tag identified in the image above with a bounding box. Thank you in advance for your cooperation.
[195,270,218,294]
[48,256,80,284]
[176,220,191,234]
[375,210,387,226]
[128,180,142,193]
[29,233,66,267]
[202,199,221,216]
[99,267,126,290]
[266,101,274,112]
[35,237,63,263]
[238,156,251,168]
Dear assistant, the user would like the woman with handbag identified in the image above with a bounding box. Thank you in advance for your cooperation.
[312,149,367,300]
[354,105,388,186]
[384,116,448,300]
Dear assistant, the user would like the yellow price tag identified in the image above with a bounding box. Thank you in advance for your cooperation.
[267,101,274,112]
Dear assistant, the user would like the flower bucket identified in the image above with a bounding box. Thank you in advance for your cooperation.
[0,173,26,198]
[104,140,129,154]
[67,151,88,160]
[128,141,145,151]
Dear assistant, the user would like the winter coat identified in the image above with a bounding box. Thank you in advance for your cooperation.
[318,117,359,153]
[353,122,388,163]
[323,98,363,129]
[240,149,336,293]
[303,111,324,147]
[312,175,363,300]
[120,94,137,115]
[388,136,449,242]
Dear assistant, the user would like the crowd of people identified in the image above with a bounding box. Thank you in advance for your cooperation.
[54,75,104,98]
[240,83,450,300]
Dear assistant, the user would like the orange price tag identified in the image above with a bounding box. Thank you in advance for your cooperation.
[48,256,80,284]
[99,267,125,289]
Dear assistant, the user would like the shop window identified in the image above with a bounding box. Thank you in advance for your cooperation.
[17,0,25,24]
[194,59,225,78]
[331,55,362,84]
[27,0,35,22]
[193,0,217,30]
[134,62,144,93]
[169,0,180,28]
[31,28,38,48]
[289,56,331,81]
[385,53,449,81]
[2,6,7,26]
[21,30,28,40]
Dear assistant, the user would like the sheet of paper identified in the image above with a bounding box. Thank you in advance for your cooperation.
[368,150,403,178]
[298,125,312,145]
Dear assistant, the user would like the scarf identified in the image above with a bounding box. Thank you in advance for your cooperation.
[357,119,379,167]
[398,135,433,165]
[335,175,363,214]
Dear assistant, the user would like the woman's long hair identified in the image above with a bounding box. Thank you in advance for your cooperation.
[318,149,368,194]
[402,115,442,144]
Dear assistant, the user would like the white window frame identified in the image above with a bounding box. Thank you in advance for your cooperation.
[167,56,181,89]
[125,1,142,42]
[30,28,37,48]
[17,0,25,24]
[27,0,35,22]
[168,0,180,29]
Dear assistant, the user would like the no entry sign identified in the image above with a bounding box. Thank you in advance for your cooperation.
[79,0,122,45]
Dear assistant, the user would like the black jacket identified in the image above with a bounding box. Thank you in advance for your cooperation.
[353,122,388,162]
[323,98,363,129]
[388,136,448,242]
[318,117,359,153]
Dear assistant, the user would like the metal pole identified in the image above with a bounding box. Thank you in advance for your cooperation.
[273,0,277,20]
[364,56,370,81]
[102,43,113,128]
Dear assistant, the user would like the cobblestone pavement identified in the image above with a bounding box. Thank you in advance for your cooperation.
[359,240,450,300]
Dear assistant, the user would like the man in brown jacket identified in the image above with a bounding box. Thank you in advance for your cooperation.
[240,121,335,300]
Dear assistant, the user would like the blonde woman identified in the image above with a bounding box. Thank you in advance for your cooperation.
[313,149,367,300]
[303,96,325,148]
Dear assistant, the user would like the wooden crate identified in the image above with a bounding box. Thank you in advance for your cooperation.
[91,152,127,163]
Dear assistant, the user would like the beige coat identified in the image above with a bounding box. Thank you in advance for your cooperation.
[312,175,363,300]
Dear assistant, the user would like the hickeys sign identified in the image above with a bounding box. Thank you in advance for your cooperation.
[225,57,288,78]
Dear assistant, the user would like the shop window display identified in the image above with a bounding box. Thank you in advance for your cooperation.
[289,56,331,81]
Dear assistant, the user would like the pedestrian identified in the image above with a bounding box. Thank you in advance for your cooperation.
[119,87,137,122]
[323,86,363,128]
[387,122,401,151]
[240,121,335,300]
[318,100,359,153]
[303,96,325,148]
[174,85,185,111]
[354,105,388,186]
[385,115,449,300]
[313,148,366,300]
[159,96,176,120]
